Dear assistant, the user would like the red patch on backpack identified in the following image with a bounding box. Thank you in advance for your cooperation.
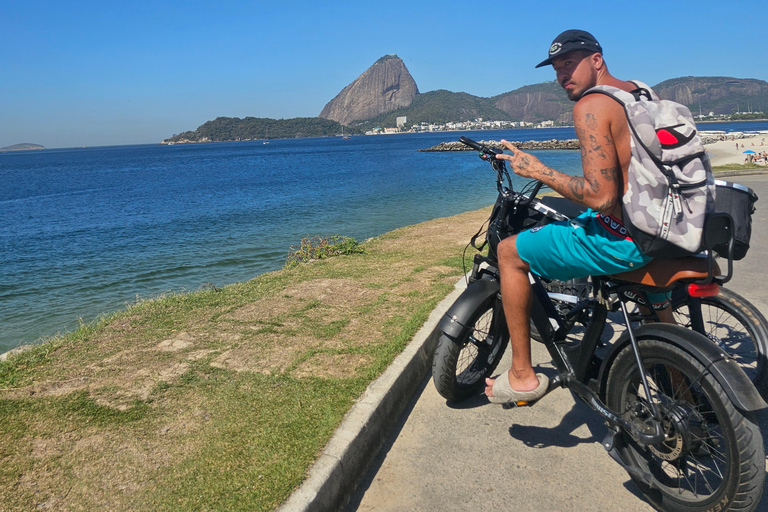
[656,129,678,145]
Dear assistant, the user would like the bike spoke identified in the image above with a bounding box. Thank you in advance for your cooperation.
[620,357,732,500]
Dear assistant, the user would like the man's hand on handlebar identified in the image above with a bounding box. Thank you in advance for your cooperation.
[495,140,547,180]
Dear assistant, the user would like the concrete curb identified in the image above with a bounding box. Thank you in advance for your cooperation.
[276,276,468,512]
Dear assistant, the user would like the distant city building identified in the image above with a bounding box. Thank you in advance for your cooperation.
[364,117,571,135]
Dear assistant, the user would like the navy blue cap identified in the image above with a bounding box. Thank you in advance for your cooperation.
[535,29,603,68]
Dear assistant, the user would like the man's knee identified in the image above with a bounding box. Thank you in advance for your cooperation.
[498,236,528,272]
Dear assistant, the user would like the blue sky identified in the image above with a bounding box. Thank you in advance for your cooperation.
[1,0,765,148]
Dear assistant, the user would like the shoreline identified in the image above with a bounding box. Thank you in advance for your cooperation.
[418,139,579,152]
[420,130,768,167]
[703,131,768,166]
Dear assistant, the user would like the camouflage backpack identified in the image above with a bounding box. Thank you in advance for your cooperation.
[584,80,716,258]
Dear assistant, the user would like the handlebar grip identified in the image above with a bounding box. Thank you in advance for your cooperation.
[459,136,483,151]
[459,136,501,155]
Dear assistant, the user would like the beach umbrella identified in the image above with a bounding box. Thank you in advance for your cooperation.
[744,150,756,153]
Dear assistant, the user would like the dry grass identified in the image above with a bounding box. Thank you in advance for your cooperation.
[0,206,490,511]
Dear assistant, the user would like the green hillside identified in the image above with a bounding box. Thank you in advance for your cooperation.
[355,90,514,129]
[164,117,358,143]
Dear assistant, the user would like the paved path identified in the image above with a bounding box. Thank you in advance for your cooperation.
[346,174,768,512]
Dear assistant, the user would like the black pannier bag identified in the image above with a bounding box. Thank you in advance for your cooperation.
[712,180,758,260]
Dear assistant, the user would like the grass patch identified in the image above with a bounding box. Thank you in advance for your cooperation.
[0,207,490,511]
[713,163,767,173]
[285,235,366,268]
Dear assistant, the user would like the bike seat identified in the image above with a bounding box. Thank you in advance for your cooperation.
[609,257,721,289]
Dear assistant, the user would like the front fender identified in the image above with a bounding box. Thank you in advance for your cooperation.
[439,277,500,340]
[598,323,766,412]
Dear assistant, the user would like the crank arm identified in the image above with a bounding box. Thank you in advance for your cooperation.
[559,374,665,445]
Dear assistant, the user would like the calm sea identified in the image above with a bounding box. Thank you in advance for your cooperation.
[2,122,767,353]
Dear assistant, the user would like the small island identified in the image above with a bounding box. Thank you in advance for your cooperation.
[0,143,46,152]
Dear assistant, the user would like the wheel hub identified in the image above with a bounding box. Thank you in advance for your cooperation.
[649,405,690,462]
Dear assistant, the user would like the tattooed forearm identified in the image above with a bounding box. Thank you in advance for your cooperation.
[535,170,616,211]
[567,177,585,201]
[586,173,601,193]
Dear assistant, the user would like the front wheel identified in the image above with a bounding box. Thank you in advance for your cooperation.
[432,294,508,401]
[605,337,765,512]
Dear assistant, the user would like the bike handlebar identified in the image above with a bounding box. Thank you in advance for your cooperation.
[459,135,543,207]
[459,136,501,156]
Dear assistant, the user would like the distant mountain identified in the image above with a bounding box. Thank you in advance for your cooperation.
[319,55,419,125]
[352,75,768,127]
[163,55,768,143]
[491,82,574,124]
[0,143,45,152]
[654,76,768,115]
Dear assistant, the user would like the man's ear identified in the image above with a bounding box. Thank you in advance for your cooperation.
[591,52,605,71]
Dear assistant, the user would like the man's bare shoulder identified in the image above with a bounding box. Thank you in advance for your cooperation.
[574,93,625,127]
[574,92,620,113]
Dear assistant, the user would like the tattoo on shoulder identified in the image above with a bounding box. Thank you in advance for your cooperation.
[585,113,598,130]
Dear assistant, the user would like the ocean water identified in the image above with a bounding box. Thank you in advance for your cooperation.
[0,128,583,352]
[2,121,766,353]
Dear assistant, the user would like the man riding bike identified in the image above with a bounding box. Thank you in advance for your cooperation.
[485,29,672,403]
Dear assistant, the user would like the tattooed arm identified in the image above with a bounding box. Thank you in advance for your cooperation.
[495,94,623,215]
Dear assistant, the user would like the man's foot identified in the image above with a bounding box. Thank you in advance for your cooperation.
[485,371,549,404]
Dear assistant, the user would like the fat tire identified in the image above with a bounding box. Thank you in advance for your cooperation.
[673,287,768,399]
[605,338,765,512]
[432,295,508,401]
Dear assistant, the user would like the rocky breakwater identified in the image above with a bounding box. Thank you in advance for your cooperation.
[419,139,580,152]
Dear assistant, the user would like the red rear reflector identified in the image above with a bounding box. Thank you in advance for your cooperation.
[688,283,720,297]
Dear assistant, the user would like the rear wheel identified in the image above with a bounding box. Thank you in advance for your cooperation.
[432,294,508,401]
[672,287,768,398]
[605,336,765,512]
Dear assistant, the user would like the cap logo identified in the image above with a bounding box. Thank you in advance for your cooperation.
[549,42,562,56]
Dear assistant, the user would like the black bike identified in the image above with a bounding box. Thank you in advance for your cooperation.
[538,275,768,396]
[432,136,766,512]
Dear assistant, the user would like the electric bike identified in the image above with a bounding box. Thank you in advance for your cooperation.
[432,136,766,512]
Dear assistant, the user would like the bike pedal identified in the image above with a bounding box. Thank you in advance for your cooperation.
[502,400,536,409]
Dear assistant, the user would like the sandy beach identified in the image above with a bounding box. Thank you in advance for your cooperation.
[703,129,768,166]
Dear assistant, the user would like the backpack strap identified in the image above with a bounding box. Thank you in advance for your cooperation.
[582,81,675,181]
[627,80,658,101]
[583,80,659,104]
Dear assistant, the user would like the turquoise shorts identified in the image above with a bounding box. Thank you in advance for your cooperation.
[516,210,670,308]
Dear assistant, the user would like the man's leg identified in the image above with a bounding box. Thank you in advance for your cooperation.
[485,234,543,397]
